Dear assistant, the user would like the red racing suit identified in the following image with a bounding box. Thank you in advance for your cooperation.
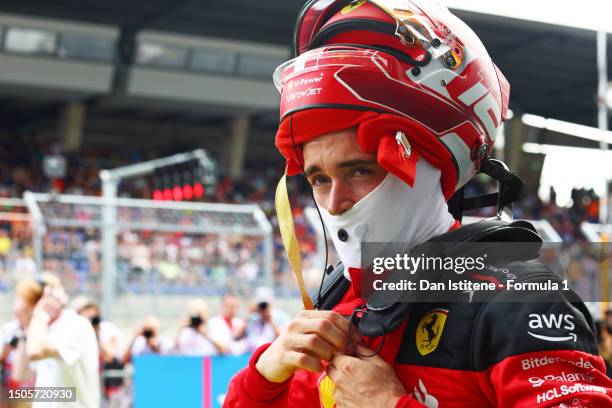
[225,246,612,407]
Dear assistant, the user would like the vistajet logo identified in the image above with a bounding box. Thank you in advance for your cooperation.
[285,87,322,102]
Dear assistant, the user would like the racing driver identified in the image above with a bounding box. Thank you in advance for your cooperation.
[225,1,612,407]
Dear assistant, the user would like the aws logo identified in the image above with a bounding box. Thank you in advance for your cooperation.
[416,309,448,356]
[527,313,577,342]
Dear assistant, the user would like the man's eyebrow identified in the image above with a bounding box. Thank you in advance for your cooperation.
[304,165,321,178]
[304,159,377,177]
[337,159,377,168]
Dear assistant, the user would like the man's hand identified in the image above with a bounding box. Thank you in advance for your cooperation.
[255,310,356,383]
[32,286,65,323]
[26,286,66,361]
[327,344,406,408]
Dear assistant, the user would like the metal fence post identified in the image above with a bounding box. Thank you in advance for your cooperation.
[23,191,45,271]
[100,171,118,319]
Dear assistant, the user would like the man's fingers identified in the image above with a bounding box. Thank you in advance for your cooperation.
[295,310,364,350]
[298,310,350,335]
[290,334,335,362]
[290,318,348,353]
[286,351,324,373]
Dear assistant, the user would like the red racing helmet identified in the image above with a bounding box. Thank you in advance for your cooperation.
[274,0,510,199]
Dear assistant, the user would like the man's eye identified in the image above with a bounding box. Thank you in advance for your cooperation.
[353,167,372,176]
[310,175,329,186]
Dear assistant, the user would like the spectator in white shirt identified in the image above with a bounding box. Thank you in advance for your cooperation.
[11,273,100,408]
[208,294,248,355]
[175,299,227,356]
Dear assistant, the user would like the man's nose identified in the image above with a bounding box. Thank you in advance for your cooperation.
[327,181,354,216]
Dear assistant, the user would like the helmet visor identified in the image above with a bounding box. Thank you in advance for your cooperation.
[273,46,390,93]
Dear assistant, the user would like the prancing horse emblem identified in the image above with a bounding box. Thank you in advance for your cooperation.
[416,309,448,356]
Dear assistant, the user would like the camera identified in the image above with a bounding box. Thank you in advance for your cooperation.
[90,315,101,326]
[189,315,204,328]
[9,336,19,348]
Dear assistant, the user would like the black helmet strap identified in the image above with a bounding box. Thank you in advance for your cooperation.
[448,159,523,222]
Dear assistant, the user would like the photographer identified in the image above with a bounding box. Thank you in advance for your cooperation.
[175,299,227,356]
[11,273,100,408]
[240,287,290,353]
[123,317,171,363]
[73,298,122,368]
[73,298,124,405]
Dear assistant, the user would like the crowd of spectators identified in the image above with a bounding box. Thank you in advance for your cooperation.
[0,135,609,299]
[0,137,324,297]
[0,131,610,298]
[1,283,290,407]
[463,173,603,243]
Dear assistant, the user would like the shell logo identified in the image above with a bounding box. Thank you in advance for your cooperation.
[318,373,336,408]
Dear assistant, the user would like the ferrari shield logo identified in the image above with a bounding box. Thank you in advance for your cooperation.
[341,0,366,15]
[318,373,336,408]
[416,309,448,356]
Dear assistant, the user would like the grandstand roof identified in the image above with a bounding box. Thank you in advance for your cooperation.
[0,0,610,129]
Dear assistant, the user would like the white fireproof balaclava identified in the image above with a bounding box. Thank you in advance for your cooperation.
[319,158,455,274]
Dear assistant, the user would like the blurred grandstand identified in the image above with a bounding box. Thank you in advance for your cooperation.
[0,0,610,319]
[0,138,606,295]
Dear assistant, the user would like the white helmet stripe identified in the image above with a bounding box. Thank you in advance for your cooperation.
[458,82,488,106]
[440,133,473,188]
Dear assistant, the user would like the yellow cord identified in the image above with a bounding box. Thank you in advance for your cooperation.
[275,174,314,310]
